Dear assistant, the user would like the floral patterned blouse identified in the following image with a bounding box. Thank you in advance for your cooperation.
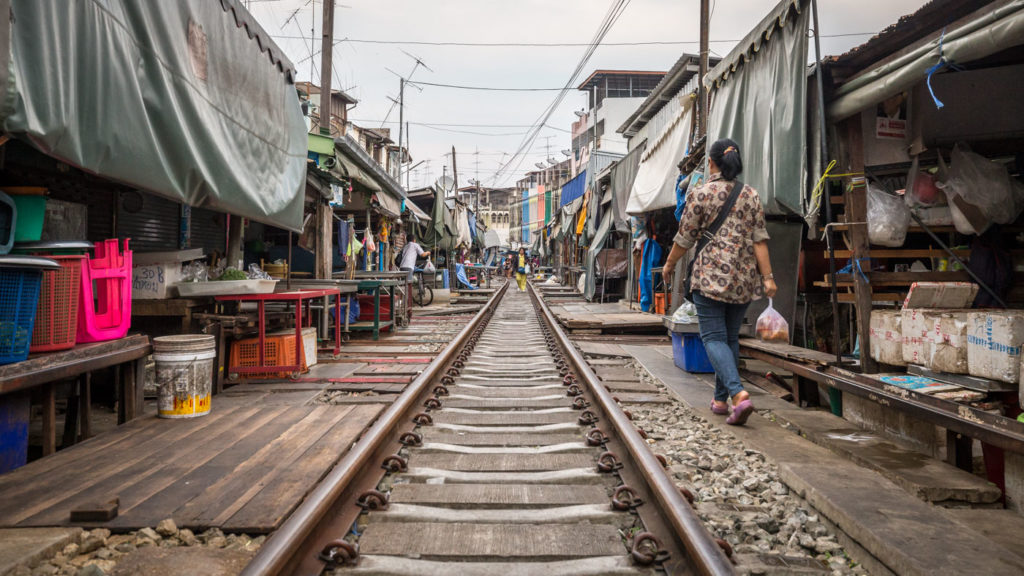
[673,173,770,304]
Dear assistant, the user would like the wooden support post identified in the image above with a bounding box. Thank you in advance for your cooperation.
[134,359,145,418]
[63,379,80,448]
[79,373,92,440]
[842,115,878,373]
[215,321,226,395]
[946,429,974,472]
[42,384,55,456]
[316,200,332,279]
[226,213,244,270]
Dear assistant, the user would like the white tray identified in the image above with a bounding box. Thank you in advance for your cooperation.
[173,279,277,297]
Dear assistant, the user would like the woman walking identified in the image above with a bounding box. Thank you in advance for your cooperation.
[662,138,776,426]
[515,247,528,291]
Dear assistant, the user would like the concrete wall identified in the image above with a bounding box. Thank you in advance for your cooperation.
[841,394,945,459]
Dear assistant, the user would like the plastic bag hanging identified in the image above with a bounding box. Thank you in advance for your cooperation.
[756,298,789,343]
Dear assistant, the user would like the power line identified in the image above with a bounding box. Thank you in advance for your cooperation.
[412,80,564,92]
[270,32,877,47]
[349,119,572,133]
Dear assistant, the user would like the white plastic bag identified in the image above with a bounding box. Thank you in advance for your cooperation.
[671,300,698,324]
[423,259,436,273]
[867,183,910,247]
[525,263,531,275]
[756,298,790,343]
[937,143,1024,233]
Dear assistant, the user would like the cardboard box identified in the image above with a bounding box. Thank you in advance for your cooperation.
[968,311,1024,383]
[870,310,905,366]
[131,249,204,299]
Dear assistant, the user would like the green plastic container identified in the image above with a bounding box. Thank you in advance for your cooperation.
[10,195,45,242]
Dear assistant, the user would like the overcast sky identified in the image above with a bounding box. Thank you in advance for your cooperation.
[250,0,927,189]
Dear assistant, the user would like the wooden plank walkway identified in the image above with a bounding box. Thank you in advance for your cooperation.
[548,302,664,333]
[0,397,381,533]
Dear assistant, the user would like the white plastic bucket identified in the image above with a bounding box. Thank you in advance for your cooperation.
[153,335,216,418]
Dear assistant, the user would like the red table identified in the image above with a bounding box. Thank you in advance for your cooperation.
[216,289,341,377]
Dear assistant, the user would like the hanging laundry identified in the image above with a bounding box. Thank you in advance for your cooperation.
[639,238,663,313]
[337,219,350,256]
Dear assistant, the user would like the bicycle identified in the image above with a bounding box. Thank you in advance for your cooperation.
[412,268,434,307]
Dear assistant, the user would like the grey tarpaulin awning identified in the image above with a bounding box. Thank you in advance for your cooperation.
[334,152,382,192]
[610,142,646,231]
[584,210,614,301]
[484,228,508,249]
[405,199,430,222]
[334,134,406,201]
[0,0,308,231]
[827,1,1024,122]
[705,0,809,217]
[372,191,401,218]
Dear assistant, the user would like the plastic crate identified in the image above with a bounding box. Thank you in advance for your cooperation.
[31,255,84,352]
[229,330,315,379]
[357,294,392,321]
[671,331,714,373]
[77,239,132,343]
[0,268,43,364]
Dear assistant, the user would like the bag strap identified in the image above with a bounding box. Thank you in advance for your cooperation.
[689,180,743,265]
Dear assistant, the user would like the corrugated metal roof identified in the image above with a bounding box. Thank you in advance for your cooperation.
[618,53,713,137]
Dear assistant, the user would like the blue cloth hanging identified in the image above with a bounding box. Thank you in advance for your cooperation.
[456,263,477,290]
[639,238,663,312]
[336,219,349,256]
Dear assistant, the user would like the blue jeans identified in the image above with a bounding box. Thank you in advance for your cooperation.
[693,292,749,402]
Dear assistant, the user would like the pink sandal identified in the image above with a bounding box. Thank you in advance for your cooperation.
[710,401,729,416]
[726,399,754,426]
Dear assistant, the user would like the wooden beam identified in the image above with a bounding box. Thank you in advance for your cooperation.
[42,384,55,456]
[825,248,971,259]
[842,114,877,373]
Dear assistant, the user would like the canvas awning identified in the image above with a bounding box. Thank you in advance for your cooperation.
[705,0,809,217]
[584,210,614,300]
[484,228,508,249]
[827,1,1024,121]
[334,153,382,193]
[611,142,645,231]
[559,170,587,207]
[405,199,430,222]
[627,101,693,215]
[0,0,308,231]
[372,190,401,218]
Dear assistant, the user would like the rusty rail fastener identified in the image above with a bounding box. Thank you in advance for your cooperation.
[572,397,590,410]
[399,431,423,447]
[412,412,433,426]
[381,455,408,473]
[566,385,583,397]
[630,532,667,566]
[612,485,643,510]
[585,428,608,446]
[433,385,450,397]
[356,490,389,510]
[578,410,599,425]
[597,451,622,473]
[319,540,359,566]
[424,397,442,410]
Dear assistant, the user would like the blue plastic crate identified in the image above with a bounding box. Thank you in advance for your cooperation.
[0,268,43,365]
[671,331,714,373]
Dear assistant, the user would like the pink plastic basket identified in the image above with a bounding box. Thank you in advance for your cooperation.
[76,239,132,343]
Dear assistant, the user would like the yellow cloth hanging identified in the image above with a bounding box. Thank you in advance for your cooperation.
[576,198,588,235]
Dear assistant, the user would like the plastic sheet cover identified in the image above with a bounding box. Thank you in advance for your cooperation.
[611,142,646,230]
[627,103,693,215]
[827,1,1024,122]
[705,0,809,217]
[0,0,308,230]
[584,210,613,301]
[559,170,587,207]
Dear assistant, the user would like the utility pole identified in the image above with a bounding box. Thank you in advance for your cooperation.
[451,146,459,193]
[316,0,335,281]
[318,0,335,136]
[397,78,404,186]
[697,0,709,137]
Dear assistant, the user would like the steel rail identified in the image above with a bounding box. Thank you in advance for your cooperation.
[241,282,508,576]
[528,283,735,576]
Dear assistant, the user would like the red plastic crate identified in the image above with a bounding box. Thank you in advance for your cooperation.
[357,294,392,322]
[31,255,84,352]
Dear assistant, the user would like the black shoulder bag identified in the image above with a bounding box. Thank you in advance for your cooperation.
[682,180,743,301]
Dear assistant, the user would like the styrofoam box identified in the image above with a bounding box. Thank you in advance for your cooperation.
[132,248,205,299]
[900,309,971,373]
[901,309,930,365]
[870,310,905,366]
[927,311,971,374]
[968,311,1024,383]
[902,282,978,310]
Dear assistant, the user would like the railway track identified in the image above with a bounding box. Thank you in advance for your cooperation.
[241,281,734,576]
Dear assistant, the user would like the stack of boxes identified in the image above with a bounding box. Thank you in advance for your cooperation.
[870,282,1024,404]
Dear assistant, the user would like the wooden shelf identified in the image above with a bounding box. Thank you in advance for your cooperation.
[814,271,971,288]
[835,292,904,303]
[825,249,970,259]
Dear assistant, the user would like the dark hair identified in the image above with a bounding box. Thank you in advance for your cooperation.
[407,234,416,243]
[709,138,743,181]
